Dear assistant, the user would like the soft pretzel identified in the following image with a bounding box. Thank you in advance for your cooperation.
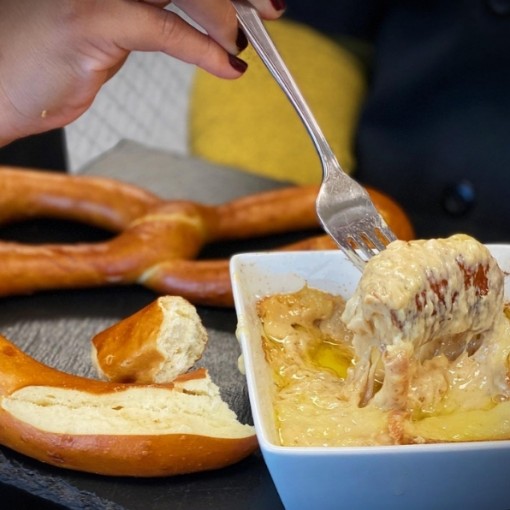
[0,167,414,306]
[0,297,256,477]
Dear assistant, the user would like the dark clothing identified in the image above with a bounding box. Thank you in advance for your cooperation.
[0,129,67,172]
[288,0,510,242]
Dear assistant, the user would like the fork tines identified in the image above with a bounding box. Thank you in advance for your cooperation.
[329,219,397,272]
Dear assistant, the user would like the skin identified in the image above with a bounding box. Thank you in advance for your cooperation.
[0,0,284,146]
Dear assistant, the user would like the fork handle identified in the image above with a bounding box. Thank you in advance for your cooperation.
[233,0,338,176]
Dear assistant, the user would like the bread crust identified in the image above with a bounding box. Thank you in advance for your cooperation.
[0,411,257,476]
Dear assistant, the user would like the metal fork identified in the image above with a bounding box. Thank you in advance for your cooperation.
[233,0,397,271]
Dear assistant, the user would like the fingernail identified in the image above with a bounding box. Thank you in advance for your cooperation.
[236,26,248,52]
[229,54,248,73]
[270,0,286,11]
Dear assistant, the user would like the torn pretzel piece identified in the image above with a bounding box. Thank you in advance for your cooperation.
[92,296,208,384]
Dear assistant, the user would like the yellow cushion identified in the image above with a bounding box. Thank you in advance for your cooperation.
[189,19,367,185]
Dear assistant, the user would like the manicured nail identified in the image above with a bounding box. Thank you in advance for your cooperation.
[270,0,286,11]
[236,26,248,52]
[228,54,248,73]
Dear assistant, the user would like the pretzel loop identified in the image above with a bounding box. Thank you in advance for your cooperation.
[0,167,414,306]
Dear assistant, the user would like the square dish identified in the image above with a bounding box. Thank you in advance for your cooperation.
[230,246,510,510]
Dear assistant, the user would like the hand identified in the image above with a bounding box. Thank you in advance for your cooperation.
[0,0,285,146]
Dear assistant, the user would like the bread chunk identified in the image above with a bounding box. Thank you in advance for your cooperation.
[92,296,207,383]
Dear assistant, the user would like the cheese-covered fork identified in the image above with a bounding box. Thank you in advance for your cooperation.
[233,0,397,271]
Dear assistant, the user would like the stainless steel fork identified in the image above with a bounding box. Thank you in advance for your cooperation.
[233,0,397,271]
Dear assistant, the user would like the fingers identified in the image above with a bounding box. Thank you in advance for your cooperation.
[141,0,173,7]
[112,3,247,78]
[171,0,286,55]
[117,0,286,78]
[247,0,287,19]
[172,0,240,56]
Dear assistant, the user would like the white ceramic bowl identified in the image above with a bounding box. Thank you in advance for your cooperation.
[230,246,510,510]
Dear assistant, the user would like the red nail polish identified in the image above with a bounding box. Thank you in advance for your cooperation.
[229,54,248,73]
[236,26,248,52]
[270,0,286,11]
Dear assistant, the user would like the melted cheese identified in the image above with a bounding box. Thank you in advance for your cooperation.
[258,234,510,446]
[258,287,393,446]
